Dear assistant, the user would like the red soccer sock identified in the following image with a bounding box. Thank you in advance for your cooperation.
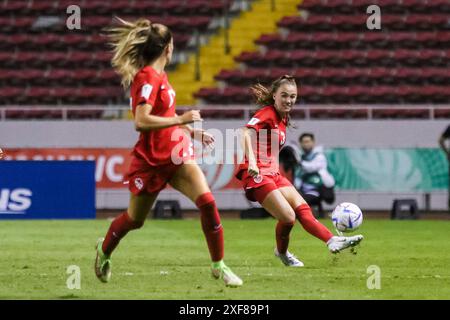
[294,204,333,243]
[102,211,144,256]
[275,221,295,254]
[195,192,224,262]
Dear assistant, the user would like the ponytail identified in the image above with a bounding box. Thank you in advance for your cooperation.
[105,17,172,88]
[249,83,274,107]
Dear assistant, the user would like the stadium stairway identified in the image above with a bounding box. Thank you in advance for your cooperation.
[168,0,302,106]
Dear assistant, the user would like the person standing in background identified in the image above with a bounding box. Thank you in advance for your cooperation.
[438,125,450,211]
[295,133,336,215]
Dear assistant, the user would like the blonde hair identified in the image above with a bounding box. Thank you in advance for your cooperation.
[105,17,172,88]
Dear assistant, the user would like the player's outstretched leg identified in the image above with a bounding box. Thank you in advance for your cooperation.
[327,235,364,254]
[295,203,364,253]
[95,238,112,283]
[95,210,145,283]
[196,192,243,287]
[294,203,334,242]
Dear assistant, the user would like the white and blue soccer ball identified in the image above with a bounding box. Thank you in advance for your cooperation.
[331,202,363,233]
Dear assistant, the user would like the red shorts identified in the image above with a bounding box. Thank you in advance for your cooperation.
[124,155,182,195]
[238,170,293,203]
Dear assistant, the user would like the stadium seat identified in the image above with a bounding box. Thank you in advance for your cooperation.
[0,0,239,106]
[67,109,104,119]
[1,0,449,113]
[434,109,450,119]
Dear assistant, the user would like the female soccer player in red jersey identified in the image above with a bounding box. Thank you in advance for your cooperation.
[237,75,363,267]
[94,18,242,287]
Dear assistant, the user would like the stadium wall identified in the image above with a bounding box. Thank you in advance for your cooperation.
[1,120,448,211]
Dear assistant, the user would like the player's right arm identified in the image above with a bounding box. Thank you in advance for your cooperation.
[134,104,202,131]
[133,74,202,131]
[241,110,273,177]
[0,148,4,160]
[241,127,259,177]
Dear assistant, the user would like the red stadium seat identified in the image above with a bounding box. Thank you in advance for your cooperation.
[46,69,74,85]
[29,1,57,14]
[434,109,450,119]
[1,1,31,15]
[27,87,55,104]
[0,87,23,105]
[98,69,121,85]
[42,52,70,68]
[256,34,284,48]
[67,109,104,119]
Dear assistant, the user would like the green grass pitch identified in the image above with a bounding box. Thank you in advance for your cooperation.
[0,218,449,299]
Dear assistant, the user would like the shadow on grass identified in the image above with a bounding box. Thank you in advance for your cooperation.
[58,293,81,299]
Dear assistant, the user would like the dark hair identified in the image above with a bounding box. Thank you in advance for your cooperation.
[249,75,297,127]
[139,23,172,65]
[105,17,173,88]
[299,132,315,142]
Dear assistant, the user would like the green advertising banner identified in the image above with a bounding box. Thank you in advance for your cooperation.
[326,148,448,192]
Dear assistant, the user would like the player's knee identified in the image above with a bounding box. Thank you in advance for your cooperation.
[282,217,296,225]
[296,202,311,210]
[280,208,296,224]
[131,219,145,230]
[195,192,216,208]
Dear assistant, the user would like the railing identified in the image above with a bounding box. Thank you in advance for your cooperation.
[0,105,449,121]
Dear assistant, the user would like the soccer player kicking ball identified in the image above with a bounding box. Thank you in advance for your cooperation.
[94,18,242,287]
[236,75,363,267]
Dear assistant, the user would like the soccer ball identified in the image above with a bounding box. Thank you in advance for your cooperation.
[331,202,363,233]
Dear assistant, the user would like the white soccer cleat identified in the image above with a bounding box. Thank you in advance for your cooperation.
[327,235,364,254]
[274,248,304,267]
[211,261,243,287]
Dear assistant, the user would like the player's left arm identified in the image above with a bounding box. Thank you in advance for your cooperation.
[0,147,4,160]
[178,116,215,147]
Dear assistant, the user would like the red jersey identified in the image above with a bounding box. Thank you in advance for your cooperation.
[130,66,187,166]
[238,105,287,177]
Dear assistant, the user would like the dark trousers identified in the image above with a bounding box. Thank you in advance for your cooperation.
[300,186,335,218]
